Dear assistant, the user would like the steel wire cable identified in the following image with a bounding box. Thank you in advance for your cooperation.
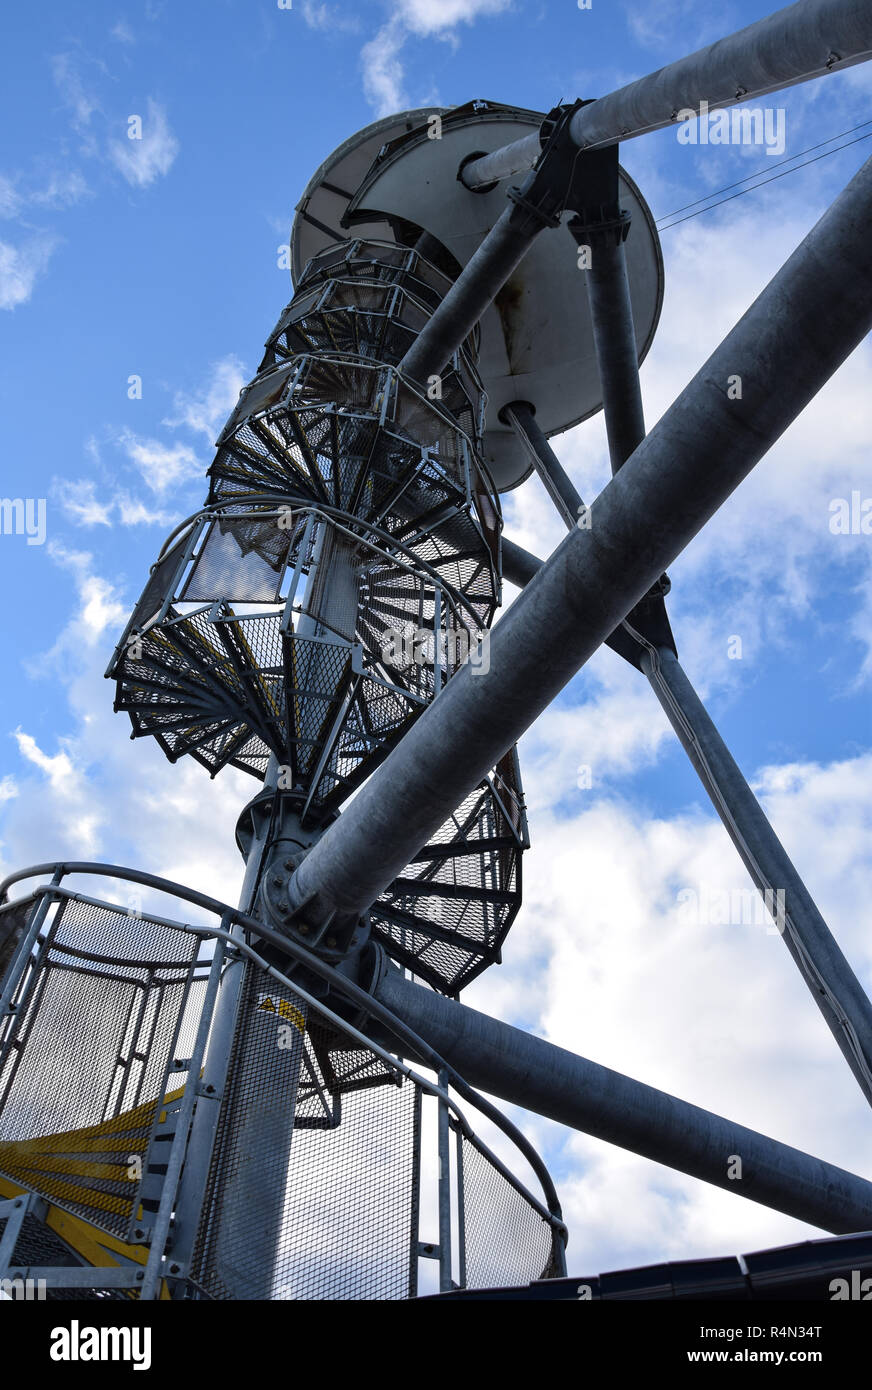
[656,125,872,230]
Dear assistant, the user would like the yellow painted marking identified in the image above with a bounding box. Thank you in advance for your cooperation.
[257,995,306,1034]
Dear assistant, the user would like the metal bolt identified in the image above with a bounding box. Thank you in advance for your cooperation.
[277,902,288,915]
[272,876,283,889]
[283,858,295,871]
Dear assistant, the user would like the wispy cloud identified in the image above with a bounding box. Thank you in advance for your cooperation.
[301,2,360,35]
[0,234,59,310]
[0,175,22,220]
[51,52,100,131]
[361,19,408,116]
[361,0,511,116]
[57,356,247,529]
[46,543,128,644]
[30,170,91,210]
[164,355,247,442]
[115,429,202,494]
[107,99,180,188]
[53,479,178,531]
[114,493,179,527]
[110,21,135,45]
[623,0,731,55]
[14,729,79,792]
[54,479,114,528]
[0,776,18,803]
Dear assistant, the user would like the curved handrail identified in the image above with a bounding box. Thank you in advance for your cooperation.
[0,859,567,1259]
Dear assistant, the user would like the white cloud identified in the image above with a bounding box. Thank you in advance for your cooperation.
[114,493,179,527]
[116,428,202,494]
[54,479,114,528]
[361,20,408,117]
[53,476,180,529]
[395,0,511,35]
[111,21,135,44]
[30,169,90,209]
[51,53,100,131]
[361,0,511,116]
[45,543,127,645]
[164,355,247,443]
[108,99,179,188]
[0,776,18,803]
[301,2,360,34]
[465,750,872,1269]
[14,730,78,794]
[0,175,22,220]
[0,234,58,310]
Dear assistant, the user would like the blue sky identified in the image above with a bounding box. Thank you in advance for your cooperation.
[1,0,872,1281]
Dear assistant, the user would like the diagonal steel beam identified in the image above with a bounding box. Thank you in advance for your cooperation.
[374,966,872,1234]
[460,0,872,190]
[502,402,674,666]
[287,153,872,941]
[500,531,872,1104]
[506,303,872,1102]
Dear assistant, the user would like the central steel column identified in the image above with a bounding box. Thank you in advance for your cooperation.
[173,754,307,1300]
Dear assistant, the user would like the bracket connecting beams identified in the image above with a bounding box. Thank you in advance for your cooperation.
[398,105,630,390]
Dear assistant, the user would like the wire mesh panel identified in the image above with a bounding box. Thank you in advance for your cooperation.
[0,896,205,1242]
[371,754,526,992]
[192,961,418,1301]
[455,1125,562,1291]
[181,517,291,603]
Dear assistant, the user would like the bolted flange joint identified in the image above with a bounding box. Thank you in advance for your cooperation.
[259,847,369,966]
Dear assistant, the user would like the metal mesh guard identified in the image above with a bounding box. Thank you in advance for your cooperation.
[0,873,563,1302]
[0,897,203,1243]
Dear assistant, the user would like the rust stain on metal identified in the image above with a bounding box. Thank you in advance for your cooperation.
[495,274,526,363]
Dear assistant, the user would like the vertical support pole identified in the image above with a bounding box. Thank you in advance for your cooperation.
[139,937,226,1302]
[579,223,647,475]
[433,582,443,692]
[437,1068,453,1293]
[170,759,281,1281]
[408,1084,422,1299]
[454,1122,467,1291]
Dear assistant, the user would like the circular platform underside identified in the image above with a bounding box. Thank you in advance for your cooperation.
[291,104,664,492]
